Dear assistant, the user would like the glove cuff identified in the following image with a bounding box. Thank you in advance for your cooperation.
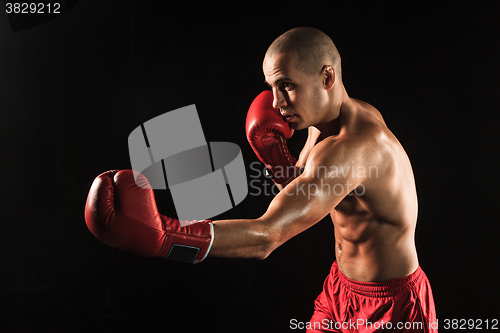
[159,218,213,264]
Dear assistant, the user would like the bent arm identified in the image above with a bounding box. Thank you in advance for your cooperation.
[274,126,321,191]
[209,140,363,259]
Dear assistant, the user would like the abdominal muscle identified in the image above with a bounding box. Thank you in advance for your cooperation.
[331,195,419,282]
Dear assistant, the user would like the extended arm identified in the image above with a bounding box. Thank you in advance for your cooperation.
[84,141,365,263]
[209,140,362,259]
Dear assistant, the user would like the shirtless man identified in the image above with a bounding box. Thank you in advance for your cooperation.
[85,27,436,332]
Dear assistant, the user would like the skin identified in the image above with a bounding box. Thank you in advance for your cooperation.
[210,49,419,282]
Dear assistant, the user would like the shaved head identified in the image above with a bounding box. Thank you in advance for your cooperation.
[266,27,341,79]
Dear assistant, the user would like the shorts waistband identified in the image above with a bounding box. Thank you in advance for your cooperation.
[335,261,424,298]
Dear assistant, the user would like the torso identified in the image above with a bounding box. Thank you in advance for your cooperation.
[297,99,419,282]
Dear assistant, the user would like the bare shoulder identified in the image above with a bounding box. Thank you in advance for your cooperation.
[348,100,398,162]
[303,100,417,225]
[305,101,398,182]
[352,98,387,126]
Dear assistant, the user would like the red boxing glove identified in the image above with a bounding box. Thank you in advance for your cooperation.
[246,90,298,185]
[85,170,213,264]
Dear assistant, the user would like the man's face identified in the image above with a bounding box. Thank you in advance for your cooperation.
[263,52,324,130]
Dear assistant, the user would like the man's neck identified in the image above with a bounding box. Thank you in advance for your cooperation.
[315,117,341,141]
[314,85,350,140]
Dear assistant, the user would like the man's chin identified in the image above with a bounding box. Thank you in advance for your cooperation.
[290,122,307,131]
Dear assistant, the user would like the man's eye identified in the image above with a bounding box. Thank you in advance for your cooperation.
[283,83,294,90]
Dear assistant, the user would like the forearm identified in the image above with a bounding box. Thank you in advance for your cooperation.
[209,218,276,260]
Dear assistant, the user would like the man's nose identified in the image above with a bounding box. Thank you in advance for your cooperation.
[272,89,287,110]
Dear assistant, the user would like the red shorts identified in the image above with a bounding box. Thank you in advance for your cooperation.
[307,261,437,333]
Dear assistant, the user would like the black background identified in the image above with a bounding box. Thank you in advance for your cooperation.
[1,1,499,332]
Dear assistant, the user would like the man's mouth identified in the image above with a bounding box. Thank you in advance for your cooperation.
[280,110,295,122]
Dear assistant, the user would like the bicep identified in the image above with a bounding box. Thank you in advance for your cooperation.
[258,149,361,245]
[259,176,327,243]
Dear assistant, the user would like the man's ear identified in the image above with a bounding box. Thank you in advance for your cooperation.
[322,65,335,90]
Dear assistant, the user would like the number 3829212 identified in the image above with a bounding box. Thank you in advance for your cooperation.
[443,318,498,330]
[5,3,61,14]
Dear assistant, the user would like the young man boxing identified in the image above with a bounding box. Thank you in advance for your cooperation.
[85,27,436,332]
